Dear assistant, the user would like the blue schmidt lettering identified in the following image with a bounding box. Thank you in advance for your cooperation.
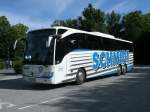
[92,52,99,70]
[92,50,128,70]
[99,52,106,68]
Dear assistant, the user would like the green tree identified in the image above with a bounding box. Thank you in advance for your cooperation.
[0,16,11,59]
[52,19,79,28]
[142,13,150,33]
[80,4,107,32]
[135,13,150,64]
[11,24,28,59]
[106,11,122,37]
[51,4,107,32]
[122,11,143,41]
[51,6,150,64]
[0,16,28,60]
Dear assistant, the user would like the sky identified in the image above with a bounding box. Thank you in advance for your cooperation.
[0,0,149,30]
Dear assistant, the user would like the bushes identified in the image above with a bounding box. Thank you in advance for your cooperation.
[13,60,23,74]
[0,61,4,69]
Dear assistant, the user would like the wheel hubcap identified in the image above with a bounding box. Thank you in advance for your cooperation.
[78,72,84,81]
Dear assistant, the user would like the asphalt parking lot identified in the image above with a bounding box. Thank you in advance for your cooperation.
[0,66,150,112]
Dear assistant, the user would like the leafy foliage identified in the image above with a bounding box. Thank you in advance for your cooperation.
[52,19,79,28]
[80,4,107,32]
[106,11,122,37]
[0,16,28,70]
[52,4,107,32]
[0,3,150,66]
[51,4,150,64]
[0,16,28,60]
[13,60,23,74]
[122,11,144,41]
[0,61,4,69]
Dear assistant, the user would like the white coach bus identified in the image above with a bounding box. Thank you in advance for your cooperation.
[22,26,134,84]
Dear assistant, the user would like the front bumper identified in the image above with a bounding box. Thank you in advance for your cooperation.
[23,76,52,84]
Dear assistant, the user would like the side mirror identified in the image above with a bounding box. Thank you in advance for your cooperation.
[13,40,18,50]
[46,36,52,47]
[13,38,26,50]
[53,35,61,39]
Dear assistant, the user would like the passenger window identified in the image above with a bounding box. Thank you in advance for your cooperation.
[57,29,67,35]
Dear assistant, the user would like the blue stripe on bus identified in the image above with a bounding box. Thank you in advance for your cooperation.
[127,64,134,71]
[90,69,117,79]
[93,63,134,78]
[72,49,90,52]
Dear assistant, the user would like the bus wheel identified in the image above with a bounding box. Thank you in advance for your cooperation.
[76,68,86,85]
[117,65,121,76]
[122,65,127,75]
[125,64,128,73]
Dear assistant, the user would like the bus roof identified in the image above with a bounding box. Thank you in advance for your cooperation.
[31,26,133,43]
[53,26,133,43]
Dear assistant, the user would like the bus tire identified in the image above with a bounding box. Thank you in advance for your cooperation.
[117,65,121,76]
[122,65,126,75]
[125,64,128,73]
[76,68,86,85]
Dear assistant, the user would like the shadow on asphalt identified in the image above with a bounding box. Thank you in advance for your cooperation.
[48,66,150,112]
[0,74,119,91]
[0,78,71,90]
[0,72,17,75]
[0,66,149,92]
[0,76,111,91]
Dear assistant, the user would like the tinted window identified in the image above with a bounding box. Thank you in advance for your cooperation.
[24,30,55,65]
[57,29,67,35]
[114,40,133,51]
[55,33,82,64]
[55,39,66,64]
[85,34,103,50]
[102,38,117,51]
[29,29,56,36]
[124,42,133,52]
[115,40,122,50]
[55,33,133,64]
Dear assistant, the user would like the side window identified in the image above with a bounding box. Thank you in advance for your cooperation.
[65,33,86,51]
[112,40,117,50]
[55,34,80,64]
[65,34,79,51]
[84,34,103,50]
[57,29,67,35]
[129,43,133,52]
[55,39,67,64]
[92,36,99,50]
[95,36,103,50]
[126,42,133,52]
[116,40,121,50]
[103,38,112,51]
[103,38,118,51]
[115,41,133,52]
[85,34,97,50]
[85,35,91,50]
[121,42,129,50]
[77,33,86,49]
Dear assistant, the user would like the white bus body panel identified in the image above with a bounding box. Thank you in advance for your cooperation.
[65,50,134,81]
[23,50,134,84]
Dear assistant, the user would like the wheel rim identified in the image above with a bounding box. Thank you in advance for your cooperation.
[78,71,84,82]
[122,66,126,74]
[118,67,121,75]
[125,65,127,72]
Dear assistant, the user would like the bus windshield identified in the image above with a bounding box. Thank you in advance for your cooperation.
[24,29,56,65]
